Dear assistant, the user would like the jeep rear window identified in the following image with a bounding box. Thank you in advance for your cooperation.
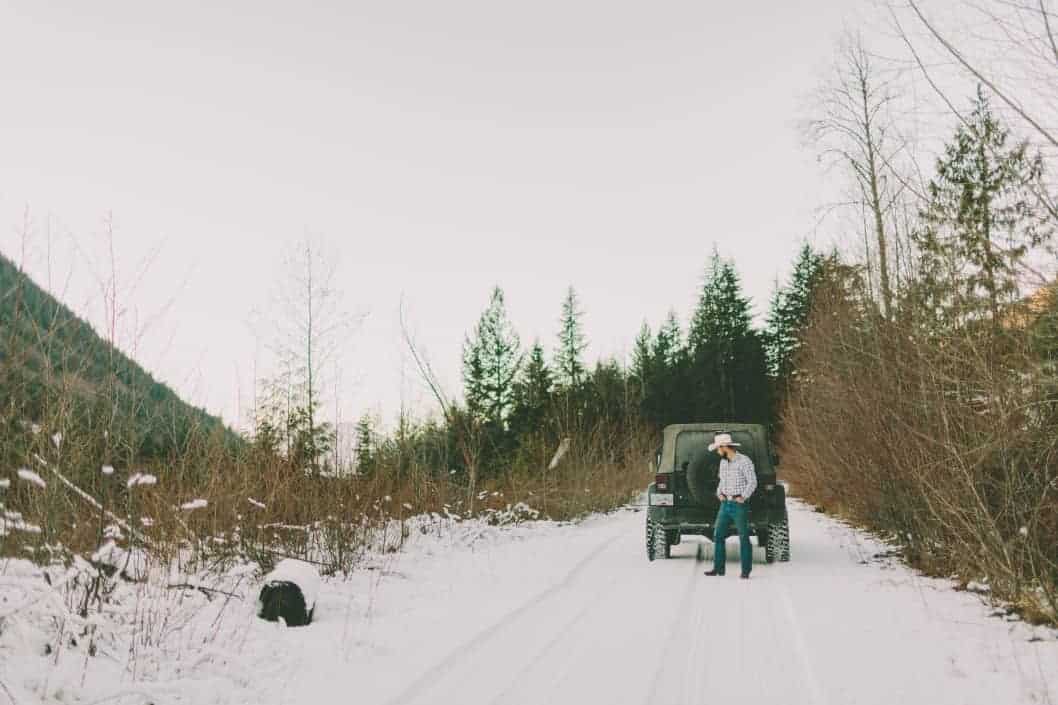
[674,430,754,472]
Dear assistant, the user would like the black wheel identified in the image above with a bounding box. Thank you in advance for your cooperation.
[646,521,670,561]
[764,528,777,564]
[767,516,790,563]
[653,522,671,559]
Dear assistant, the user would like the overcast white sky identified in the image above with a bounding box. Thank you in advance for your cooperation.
[1,0,947,430]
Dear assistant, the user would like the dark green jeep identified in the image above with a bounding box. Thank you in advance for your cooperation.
[645,423,790,563]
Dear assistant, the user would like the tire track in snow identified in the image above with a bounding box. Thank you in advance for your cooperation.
[484,559,626,705]
[645,543,704,705]
[649,544,808,705]
[384,528,625,705]
[773,580,829,705]
[484,536,704,705]
[682,566,714,705]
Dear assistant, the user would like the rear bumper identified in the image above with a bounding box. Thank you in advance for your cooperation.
[647,503,785,536]
[646,482,786,535]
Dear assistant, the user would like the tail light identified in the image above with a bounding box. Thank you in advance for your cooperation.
[655,474,670,491]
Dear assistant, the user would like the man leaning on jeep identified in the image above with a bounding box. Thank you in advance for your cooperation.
[703,433,757,579]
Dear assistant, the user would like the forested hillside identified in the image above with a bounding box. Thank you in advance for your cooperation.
[0,251,235,473]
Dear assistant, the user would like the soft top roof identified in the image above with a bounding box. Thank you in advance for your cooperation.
[659,422,773,475]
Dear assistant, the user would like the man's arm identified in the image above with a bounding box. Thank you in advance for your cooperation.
[741,457,757,500]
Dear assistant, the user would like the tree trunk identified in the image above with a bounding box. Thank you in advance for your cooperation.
[860,74,894,320]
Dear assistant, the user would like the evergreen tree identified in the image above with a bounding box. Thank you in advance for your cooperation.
[555,286,588,388]
[462,286,523,427]
[640,310,690,427]
[765,243,825,383]
[689,249,752,357]
[687,251,769,423]
[252,406,283,458]
[287,400,335,473]
[354,413,376,476]
[763,283,785,378]
[585,358,630,433]
[630,320,653,395]
[916,88,1052,332]
[510,341,553,436]
[654,310,684,368]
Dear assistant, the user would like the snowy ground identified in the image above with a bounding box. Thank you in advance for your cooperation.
[2,499,1057,704]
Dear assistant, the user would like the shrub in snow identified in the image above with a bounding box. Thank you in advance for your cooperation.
[482,502,540,526]
[88,540,150,581]
[257,559,320,627]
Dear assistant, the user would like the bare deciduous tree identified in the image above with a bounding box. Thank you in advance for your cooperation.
[399,296,485,511]
[261,236,357,473]
[805,31,916,318]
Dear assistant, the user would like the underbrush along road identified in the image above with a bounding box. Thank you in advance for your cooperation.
[253,500,1056,705]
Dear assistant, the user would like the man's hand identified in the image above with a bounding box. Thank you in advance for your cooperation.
[717,493,726,501]
[734,495,744,504]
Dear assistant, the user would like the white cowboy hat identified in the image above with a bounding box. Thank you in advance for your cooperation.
[707,433,741,451]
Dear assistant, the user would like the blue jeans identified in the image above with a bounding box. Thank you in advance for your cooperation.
[713,500,752,576]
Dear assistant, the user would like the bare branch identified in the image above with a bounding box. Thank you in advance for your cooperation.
[907,0,1058,147]
[398,294,452,420]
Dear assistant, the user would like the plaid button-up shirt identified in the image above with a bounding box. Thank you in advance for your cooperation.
[717,452,757,500]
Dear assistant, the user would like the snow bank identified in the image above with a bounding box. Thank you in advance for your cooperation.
[0,549,269,703]
[3,500,1055,704]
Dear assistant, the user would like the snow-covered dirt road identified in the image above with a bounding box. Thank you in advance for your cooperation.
[6,499,1055,704]
[240,499,1056,705]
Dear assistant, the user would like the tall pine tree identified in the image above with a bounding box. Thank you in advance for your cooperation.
[353,412,377,476]
[555,286,588,389]
[764,243,825,384]
[462,286,523,427]
[641,310,691,427]
[687,250,770,423]
[509,340,553,437]
[654,310,684,368]
[916,88,1052,333]
[631,321,653,387]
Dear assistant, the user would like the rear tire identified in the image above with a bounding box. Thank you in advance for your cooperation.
[657,526,671,559]
[767,517,791,563]
[646,521,670,561]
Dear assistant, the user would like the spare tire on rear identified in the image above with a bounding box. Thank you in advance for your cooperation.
[685,450,721,504]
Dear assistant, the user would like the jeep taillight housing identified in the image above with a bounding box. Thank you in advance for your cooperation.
[655,473,670,491]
